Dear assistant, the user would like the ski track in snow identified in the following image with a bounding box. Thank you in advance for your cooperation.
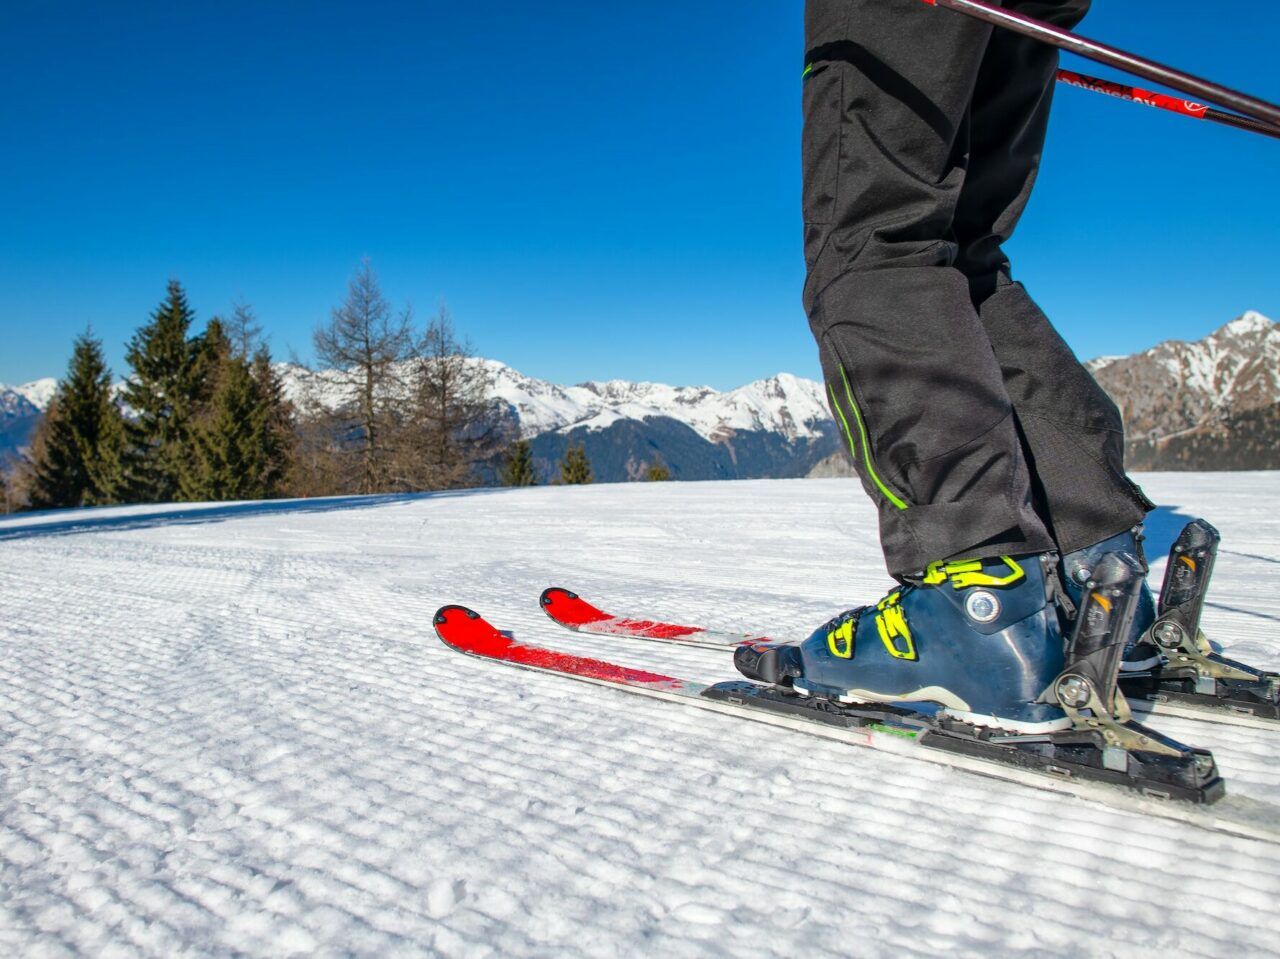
[1,474,1278,958]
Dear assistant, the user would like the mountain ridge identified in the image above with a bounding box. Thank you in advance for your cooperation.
[1085,310,1279,470]
[4,311,1275,477]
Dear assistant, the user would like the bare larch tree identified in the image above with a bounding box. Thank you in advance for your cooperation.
[312,259,413,493]
[395,304,500,490]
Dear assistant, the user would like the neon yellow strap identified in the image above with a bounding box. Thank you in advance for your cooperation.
[923,556,1025,589]
[827,618,855,659]
[875,601,917,661]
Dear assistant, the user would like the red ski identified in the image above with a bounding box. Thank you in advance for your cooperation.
[539,586,771,650]
[431,603,1280,838]
[434,604,696,693]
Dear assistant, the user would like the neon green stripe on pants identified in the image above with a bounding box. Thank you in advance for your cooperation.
[828,367,909,511]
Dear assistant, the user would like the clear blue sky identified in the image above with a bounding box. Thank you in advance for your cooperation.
[2,1,1277,389]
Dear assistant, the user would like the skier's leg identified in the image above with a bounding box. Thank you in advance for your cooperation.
[952,0,1154,555]
[803,0,1054,579]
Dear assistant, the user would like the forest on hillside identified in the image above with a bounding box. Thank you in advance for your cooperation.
[1,261,614,514]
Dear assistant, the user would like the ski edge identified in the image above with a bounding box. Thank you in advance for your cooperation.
[436,605,1280,848]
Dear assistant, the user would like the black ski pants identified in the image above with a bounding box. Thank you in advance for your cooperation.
[803,0,1152,578]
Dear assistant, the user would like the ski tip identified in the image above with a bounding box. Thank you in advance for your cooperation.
[434,604,483,628]
[540,586,613,629]
[540,586,578,607]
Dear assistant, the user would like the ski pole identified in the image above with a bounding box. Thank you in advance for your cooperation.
[1056,69,1280,141]
[918,0,1280,128]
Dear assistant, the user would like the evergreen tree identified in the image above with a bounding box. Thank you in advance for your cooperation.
[558,443,593,485]
[181,318,233,500]
[502,438,537,487]
[192,317,232,407]
[644,457,671,482]
[121,281,202,502]
[25,331,125,509]
[187,355,270,500]
[251,348,296,497]
[24,400,77,508]
[184,319,296,502]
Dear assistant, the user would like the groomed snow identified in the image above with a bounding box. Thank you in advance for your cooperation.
[2,473,1279,957]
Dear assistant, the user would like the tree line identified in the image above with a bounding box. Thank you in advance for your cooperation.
[14,281,292,510]
[4,260,628,513]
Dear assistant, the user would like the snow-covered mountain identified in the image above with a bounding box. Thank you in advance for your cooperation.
[516,369,838,482]
[486,362,832,444]
[280,360,841,483]
[0,378,56,466]
[4,377,58,410]
[7,310,1274,477]
[281,360,832,443]
[1087,311,1279,470]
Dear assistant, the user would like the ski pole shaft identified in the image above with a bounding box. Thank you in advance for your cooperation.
[1056,69,1280,141]
[919,0,1280,128]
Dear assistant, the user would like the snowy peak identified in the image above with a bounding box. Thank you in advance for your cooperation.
[420,360,833,443]
[697,373,831,442]
[1218,310,1273,338]
[1088,311,1279,447]
[0,378,58,412]
[274,358,834,446]
[0,386,43,424]
[549,370,831,443]
[0,382,49,465]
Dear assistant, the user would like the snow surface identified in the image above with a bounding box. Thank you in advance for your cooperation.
[2,474,1279,957]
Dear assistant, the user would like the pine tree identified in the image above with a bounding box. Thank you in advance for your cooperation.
[184,317,297,502]
[502,438,537,487]
[192,317,232,407]
[251,348,296,497]
[558,443,593,485]
[121,281,202,502]
[24,400,77,508]
[188,355,269,500]
[25,331,125,509]
[181,318,232,500]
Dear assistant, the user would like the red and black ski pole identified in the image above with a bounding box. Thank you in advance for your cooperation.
[919,0,1280,133]
[1055,69,1280,141]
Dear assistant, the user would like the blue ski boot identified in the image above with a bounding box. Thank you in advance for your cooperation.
[728,550,1222,800]
[735,553,1070,732]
